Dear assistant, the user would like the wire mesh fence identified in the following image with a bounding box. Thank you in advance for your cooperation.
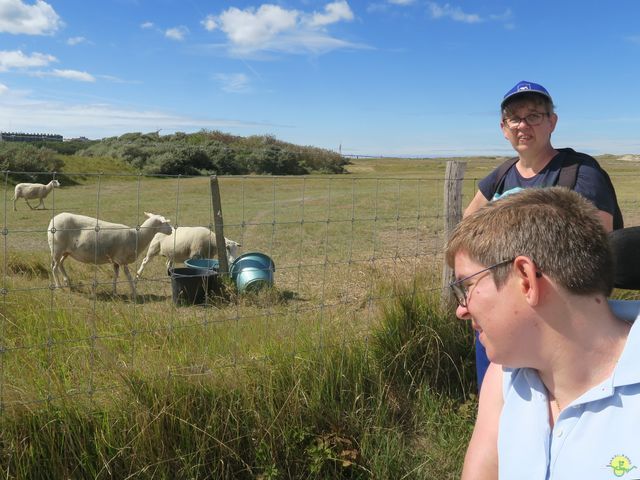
[2,163,638,413]
[0,170,459,413]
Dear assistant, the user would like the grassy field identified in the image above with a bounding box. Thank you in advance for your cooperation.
[0,153,639,478]
[2,157,456,406]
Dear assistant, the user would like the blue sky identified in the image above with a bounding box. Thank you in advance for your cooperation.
[1,0,639,157]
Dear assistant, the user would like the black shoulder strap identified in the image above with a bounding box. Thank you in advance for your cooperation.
[490,157,519,196]
[556,148,624,230]
[555,148,580,189]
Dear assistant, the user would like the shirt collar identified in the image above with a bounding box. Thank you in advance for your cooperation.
[572,300,640,404]
[610,300,640,387]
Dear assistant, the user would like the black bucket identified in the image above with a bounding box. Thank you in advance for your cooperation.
[168,267,221,306]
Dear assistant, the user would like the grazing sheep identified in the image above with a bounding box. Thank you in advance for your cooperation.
[136,226,240,279]
[13,180,61,211]
[48,212,172,296]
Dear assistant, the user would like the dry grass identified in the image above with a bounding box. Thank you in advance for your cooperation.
[1,154,638,406]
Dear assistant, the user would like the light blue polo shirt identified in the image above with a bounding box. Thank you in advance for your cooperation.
[498,300,640,480]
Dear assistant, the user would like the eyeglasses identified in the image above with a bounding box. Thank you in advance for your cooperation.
[449,258,515,308]
[502,112,549,129]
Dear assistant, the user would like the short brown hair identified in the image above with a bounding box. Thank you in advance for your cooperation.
[446,187,614,296]
[502,92,555,117]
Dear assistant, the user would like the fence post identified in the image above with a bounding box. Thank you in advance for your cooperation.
[441,160,467,309]
[210,175,229,274]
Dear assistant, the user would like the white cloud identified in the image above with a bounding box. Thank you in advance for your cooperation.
[49,69,95,82]
[0,82,8,94]
[97,74,141,84]
[67,36,86,46]
[214,73,251,93]
[0,92,274,139]
[264,32,360,54]
[0,0,62,35]
[306,1,354,28]
[427,3,482,23]
[0,49,56,71]
[140,21,154,29]
[365,3,389,13]
[489,9,512,22]
[218,5,299,48]
[165,25,189,41]
[204,2,363,56]
[201,14,217,32]
[388,0,415,5]
[0,49,96,83]
[627,35,640,45]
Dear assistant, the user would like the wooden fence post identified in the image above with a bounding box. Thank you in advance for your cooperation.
[441,160,467,309]
[210,176,229,274]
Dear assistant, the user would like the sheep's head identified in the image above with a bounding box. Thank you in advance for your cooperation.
[225,239,241,263]
[51,180,61,187]
[143,212,173,236]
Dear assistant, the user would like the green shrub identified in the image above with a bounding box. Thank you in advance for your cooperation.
[248,147,309,175]
[76,130,347,175]
[31,139,97,155]
[0,143,65,183]
[143,146,215,175]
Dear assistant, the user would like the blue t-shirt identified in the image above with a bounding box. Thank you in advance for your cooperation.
[477,150,617,215]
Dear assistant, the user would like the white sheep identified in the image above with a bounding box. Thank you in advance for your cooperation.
[136,226,240,279]
[48,212,172,296]
[13,180,61,211]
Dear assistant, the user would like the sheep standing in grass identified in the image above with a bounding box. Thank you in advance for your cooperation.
[48,212,172,296]
[136,226,240,279]
[13,180,61,211]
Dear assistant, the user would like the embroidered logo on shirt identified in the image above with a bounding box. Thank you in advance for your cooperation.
[607,455,637,477]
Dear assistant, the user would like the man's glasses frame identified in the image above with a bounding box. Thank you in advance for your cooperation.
[449,258,515,308]
[502,112,549,129]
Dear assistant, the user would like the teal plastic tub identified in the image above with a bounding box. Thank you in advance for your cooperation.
[229,252,275,293]
[184,258,219,271]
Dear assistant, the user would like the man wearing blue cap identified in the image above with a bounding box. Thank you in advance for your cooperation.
[463,80,622,390]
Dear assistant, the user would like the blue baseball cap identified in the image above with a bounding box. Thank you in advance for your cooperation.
[501,81,553,109]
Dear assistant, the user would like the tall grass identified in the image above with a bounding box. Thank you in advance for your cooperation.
[0,280,475,479]
[3,153,637,477]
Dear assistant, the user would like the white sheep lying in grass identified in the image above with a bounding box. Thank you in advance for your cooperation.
[136,226,240,279]
[13,180,61,211]
[48,212,172,296]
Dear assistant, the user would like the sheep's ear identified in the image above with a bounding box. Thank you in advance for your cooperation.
[144,212,152,218]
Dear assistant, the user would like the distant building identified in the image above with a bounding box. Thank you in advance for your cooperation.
[0,132,63,143]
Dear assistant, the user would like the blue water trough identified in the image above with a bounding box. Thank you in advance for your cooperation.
[229,252,275,293]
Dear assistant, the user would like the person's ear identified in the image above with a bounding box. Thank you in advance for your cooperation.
[513,256,541,306]
[501,122,511,141]
[549,112,558,133]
